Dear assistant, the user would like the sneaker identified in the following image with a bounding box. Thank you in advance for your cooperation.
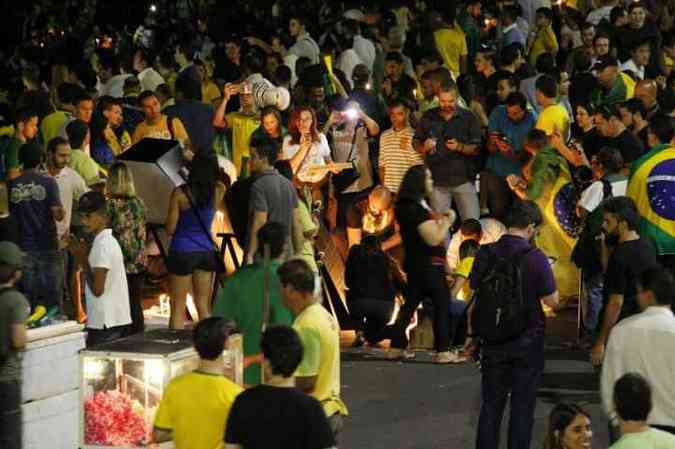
[433,350,468,364]
[386,348,416,360]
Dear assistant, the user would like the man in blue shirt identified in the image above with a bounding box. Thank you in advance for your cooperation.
[482,92,536,220]
[8,142,65,311]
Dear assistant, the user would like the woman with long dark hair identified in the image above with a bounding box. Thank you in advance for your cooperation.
[251,106,287,149]
[282,106,332,183]
[544,403,593,449]
[166,153,226,329]
[388,165,462,363]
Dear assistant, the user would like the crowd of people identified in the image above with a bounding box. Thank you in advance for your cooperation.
[2,0,675,448]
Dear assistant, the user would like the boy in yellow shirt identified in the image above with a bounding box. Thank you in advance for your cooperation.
[528,8,558,66]
[153,318,243,449]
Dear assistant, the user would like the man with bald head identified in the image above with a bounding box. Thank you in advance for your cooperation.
[634,79,659,119]
[346,186,401,254]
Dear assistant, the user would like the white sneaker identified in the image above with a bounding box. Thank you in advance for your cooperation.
[433,350,468,364]
[386,348,416,360]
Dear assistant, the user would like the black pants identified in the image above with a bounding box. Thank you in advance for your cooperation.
[389,266,452,352]
[477,334,545,449]
[479,170,513,221]
[0,380,21,449]
[349,298,394,344]
[86,325,129,347]
[127,272,145,334]
[653,425,675,435]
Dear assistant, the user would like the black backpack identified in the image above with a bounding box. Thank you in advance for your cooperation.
[469,244,534,345]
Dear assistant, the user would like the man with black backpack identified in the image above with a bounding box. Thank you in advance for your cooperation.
[467,200,559,449]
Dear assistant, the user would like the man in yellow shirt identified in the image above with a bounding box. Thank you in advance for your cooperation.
[132,91,190,145]
[278,259,348,438]
[433,9,468,79]
[41,83,80,144]
[213,82,261,175]
[535,74,570,142]
[153,317,243,449]
[528,8,558,66]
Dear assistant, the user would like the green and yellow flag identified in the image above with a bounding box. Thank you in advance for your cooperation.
[627,145,675,256]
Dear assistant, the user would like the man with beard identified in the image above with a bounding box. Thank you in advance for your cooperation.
[414,82,481,221]
[590,196,658,366]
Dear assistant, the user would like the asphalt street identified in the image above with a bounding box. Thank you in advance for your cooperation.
[339,310,609,449]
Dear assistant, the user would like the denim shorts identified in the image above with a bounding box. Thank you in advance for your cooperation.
[166,250,218,276]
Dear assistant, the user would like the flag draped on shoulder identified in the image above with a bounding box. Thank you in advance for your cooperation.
[627,145,675,256]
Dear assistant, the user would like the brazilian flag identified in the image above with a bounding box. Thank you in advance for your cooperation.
[627,145,675,256]
[528,148,581,297]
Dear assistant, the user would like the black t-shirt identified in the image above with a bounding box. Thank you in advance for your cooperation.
[395,198,446,273]
[604,237,658,320]
[225,385,335,449]
[597,129,645,164]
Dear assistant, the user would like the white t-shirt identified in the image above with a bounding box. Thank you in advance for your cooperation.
[282,134,331,183]
[446,218,506,270]
[51,167,88,239]
[578,178,628,213]
[138,67,166,92]
[337,49,363,89]
[86,229,132,329]
[289,34,320,65]
[353,35,376,72]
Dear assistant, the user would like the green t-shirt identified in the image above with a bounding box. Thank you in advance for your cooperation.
[1,137,23,179]
[69,149,105,184]
[0,287,31,382]
[212,261,293,386]
[610,428,675,449]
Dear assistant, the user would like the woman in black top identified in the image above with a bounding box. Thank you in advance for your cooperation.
[387,165,461,364]
[345,236,400,346]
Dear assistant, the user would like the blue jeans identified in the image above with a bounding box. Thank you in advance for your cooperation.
[19,250,64,311]
[477,334,545,449]
[430,183,480,222]
[581,272,603,333]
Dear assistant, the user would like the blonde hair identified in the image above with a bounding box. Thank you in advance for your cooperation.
[0,182,8,216]
[106,162,137,198]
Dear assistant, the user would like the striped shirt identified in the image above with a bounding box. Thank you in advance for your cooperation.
[378,126,423,193]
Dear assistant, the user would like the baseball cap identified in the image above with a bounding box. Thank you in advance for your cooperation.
[592,55,619,72]
[78,191,107,214]
[0,241,25,267]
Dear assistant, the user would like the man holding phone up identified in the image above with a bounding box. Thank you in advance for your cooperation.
[413,82,482,222]
[484,91,537,220]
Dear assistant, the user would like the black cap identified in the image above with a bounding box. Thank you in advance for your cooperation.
[78,191,107,214]
[592,55,619,72]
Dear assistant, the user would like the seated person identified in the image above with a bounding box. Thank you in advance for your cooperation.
[345,235,402,347]
[448,239,479,350]
[446,218,506,271]
[224,325,336,449]
[346,186,401,257]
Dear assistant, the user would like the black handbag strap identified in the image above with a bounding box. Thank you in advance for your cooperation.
[330,122,362,165]
[181,185,222,254]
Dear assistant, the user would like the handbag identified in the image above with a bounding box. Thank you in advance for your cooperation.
[330,124,361,193]
[182,185,226,275]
